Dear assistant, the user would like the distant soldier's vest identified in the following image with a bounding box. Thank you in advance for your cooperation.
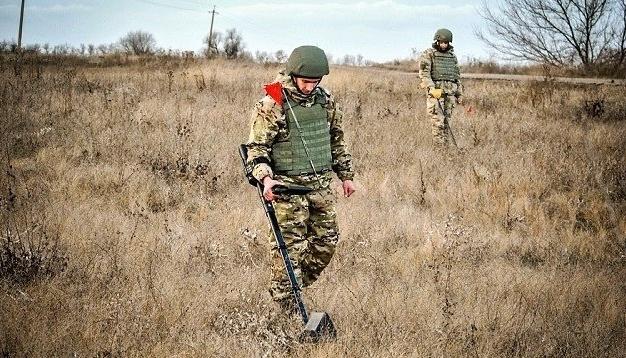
[431,50,460,81]
[271,93,333,176]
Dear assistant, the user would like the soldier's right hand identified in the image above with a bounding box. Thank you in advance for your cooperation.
[262,176,282,202]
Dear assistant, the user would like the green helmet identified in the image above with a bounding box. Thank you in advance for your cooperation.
[286,45,329,78]
[433,28,453,42]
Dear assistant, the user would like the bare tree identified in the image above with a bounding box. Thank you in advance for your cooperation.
[119,30,157,55]
[275,49,287,63]
[223,28,244,59]
[25,43,40,54]
[477,0,626,69]
[612,0,626,66]
[356,54,364,66]
[342,54,356,66]
[53,44,71,55]
[255,50,270,63]
[202,31,223,58]
[97,44,108,55]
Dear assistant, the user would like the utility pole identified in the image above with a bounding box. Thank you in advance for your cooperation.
[17,0,26,51]
[208,5,218,53]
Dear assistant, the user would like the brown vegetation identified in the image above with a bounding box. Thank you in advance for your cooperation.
[1,56,625,356]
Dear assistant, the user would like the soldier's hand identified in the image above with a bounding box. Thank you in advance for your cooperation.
[342,180,356,198]
[429,87,443,99]
[261,176,282,202]
[456,96,463,105]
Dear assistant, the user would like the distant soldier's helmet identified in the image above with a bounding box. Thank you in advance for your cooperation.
[286,45,330,78]
[433,28,453,42]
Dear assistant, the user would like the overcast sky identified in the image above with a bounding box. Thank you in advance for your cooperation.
[0,0,496,62]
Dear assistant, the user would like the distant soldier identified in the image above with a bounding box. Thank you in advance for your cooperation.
[418,28,463,146]
[245,46,355,313]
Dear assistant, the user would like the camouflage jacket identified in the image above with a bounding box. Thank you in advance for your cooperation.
[418,47,463,98]
[245,72,354,185]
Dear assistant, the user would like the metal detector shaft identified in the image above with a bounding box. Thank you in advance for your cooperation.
[238,145,309,324]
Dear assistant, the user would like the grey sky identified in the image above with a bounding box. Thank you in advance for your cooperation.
[0,0,494,62]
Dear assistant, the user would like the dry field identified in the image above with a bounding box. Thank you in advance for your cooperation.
[1,57,625,357]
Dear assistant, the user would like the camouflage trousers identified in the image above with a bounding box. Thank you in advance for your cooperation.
[426,95,456,146]
[268,184,338,302]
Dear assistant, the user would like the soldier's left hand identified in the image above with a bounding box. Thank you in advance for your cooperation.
[456,96,463,105]
[342,180,356,198]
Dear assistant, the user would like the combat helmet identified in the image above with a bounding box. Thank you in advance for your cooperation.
[286,45,329,78]
[433,28,453,43]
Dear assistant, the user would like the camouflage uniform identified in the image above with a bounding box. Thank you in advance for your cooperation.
[246,72,353,303]
[418,41,463,146]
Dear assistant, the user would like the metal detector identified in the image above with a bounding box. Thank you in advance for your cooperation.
[238,144,337,342]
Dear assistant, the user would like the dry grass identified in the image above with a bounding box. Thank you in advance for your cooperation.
[1,56,625,357]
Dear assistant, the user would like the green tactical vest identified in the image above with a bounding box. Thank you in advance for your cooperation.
[431,50,460,81]
[271,94,333,176]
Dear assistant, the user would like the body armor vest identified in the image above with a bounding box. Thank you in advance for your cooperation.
[431,50,460,81]
[271,94,333,176]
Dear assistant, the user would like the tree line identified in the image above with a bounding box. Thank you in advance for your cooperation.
[9,0,624,75]
[0,28,370,67]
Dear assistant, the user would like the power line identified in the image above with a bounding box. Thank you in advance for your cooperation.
[135,0,205,13]
[219,11,267,33]
[174,0,209,7]
[130,2,303,52]
[132,1,286,42]
[219,11,305,45]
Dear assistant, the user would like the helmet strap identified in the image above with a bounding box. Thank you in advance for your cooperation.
[290,75,319,98]
[434,41,452,52]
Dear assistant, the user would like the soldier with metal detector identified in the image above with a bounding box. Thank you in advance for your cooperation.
[242,45,355,333]
[419,28,464,147]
